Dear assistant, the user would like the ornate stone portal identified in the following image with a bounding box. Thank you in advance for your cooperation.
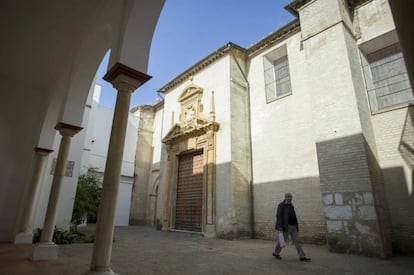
[162,81,219,237]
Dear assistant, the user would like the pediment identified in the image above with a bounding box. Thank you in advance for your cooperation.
[162,120,219,145]
[163,81,219,145]
[178,84,203,103]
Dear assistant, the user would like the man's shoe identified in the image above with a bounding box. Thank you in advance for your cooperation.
[272,253,282,259]
[300,257,311,261]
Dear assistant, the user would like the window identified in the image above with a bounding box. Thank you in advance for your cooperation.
[365,43,413,112]
[263,46,292,103]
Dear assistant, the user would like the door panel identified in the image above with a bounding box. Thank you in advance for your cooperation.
[175,151,203,231]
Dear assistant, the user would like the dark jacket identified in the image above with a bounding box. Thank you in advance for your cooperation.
[275,200,299,232]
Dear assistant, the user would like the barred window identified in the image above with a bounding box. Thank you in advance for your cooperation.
[365,43,413,112]
[263,49,292,103]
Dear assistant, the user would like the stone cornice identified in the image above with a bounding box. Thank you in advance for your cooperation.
[348,0,373,8]
[157,21,301,94]
[246,20,300,58]
[284,0,312,17]
[158,43,246,93]
[162,120,220,145]
[285,0,373,16]
[103,62,152,88]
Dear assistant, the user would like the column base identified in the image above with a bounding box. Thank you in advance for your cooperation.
[31,242,59,261]
[84,268,118,275]
[204,224,216,238]
[14,231,33,244]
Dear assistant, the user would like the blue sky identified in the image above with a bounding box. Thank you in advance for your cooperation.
[96,0,294,108]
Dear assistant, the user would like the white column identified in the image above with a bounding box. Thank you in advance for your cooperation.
[32,123,82,261]
[88,63,150,275]
[14,147,53,244]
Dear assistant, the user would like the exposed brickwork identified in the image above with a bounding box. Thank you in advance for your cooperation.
[316,135,372,194]
[252,177,326,245]
[372,106,414,255]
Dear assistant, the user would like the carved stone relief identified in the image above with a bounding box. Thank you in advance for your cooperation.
[162,81,219,236]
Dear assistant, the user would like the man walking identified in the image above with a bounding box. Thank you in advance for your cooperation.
[273,192,311,261]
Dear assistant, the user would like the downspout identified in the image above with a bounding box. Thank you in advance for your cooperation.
[228,44,255,239]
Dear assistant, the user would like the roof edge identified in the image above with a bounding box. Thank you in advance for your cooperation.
[158,42,246,93]
[246,19,300,58]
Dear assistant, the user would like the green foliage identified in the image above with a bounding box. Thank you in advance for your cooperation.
[71,173,102,231]
[32,227,95,244]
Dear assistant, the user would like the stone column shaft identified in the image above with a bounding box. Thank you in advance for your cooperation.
[89,63,151,274]
[91,87,132,271]
[32,123,82,261]
[14,148,53,244]
[41,126,81,243]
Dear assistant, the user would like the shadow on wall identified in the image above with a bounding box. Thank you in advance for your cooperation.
[314,131,414,257]
[252,177,327,245]
[399,106,414,169]
[390,105,414,255]
[132,127,414,255]
[382,166,414,255]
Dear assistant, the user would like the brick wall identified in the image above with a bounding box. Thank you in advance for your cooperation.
[253,177,326,245]
[372,107,414,254]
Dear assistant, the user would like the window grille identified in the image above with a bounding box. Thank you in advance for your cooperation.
[366,43,413,112]
[264,54,292,103]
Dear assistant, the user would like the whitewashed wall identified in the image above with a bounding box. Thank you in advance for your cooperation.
[248,32,325,241]
[158,56,233,234]
[33,84,138,230]
[32,84,97,231]
[84,92,138,226]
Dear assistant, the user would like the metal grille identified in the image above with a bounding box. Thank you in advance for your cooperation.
[367,43,413,111]
[263,55,292,103]
[175,151,203,232]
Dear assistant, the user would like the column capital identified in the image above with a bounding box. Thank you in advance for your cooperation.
[54,122,83,137]
[103,62,152,92]
[34,147,54,155]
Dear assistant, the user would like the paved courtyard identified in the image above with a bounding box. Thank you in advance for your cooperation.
[1,226,413,275]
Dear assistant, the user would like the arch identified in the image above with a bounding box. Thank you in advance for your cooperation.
[0,0,165,242]
[109,0,165,73]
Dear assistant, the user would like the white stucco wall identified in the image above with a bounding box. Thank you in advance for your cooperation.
[159,56,233,233]
[33,104,91,231]
[152,105,165,225]
[152,105,164,166]
[80,85,101,174]
[248,31,325,240]
[83,94,137,226]
[33,84,138,230]
[86,105,138,177]
[115,178,133,225]
[250,33,320,183]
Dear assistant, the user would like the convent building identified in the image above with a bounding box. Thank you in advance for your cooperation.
[129,0,414,258]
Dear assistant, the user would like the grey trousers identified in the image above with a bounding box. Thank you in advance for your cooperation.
[274,224,306,258]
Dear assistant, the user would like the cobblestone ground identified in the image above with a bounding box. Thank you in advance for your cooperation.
[1,226,413,275]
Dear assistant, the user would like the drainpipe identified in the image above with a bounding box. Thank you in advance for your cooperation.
[228,44,255,239]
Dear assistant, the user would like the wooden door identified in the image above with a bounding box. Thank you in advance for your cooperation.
[175,151,203,232]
